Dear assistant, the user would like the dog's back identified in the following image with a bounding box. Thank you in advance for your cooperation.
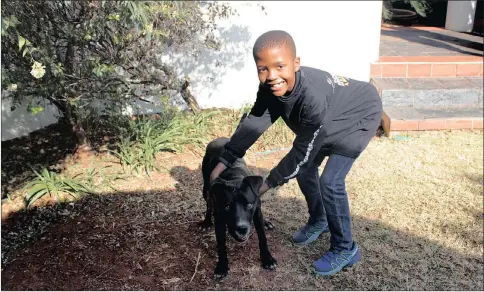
[205,137,230,162]
[202,137,250,183]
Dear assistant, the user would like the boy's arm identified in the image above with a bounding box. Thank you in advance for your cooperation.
[264,122,326,188]
[219,89,279,168]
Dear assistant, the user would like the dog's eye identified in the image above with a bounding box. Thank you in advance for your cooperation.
[225,206,230,211]
[247,204,253,210]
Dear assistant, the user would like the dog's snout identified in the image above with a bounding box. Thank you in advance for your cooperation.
[235,221,250,236]
[236,225,249,234]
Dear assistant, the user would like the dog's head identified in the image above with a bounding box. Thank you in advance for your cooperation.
[210,175,264,242]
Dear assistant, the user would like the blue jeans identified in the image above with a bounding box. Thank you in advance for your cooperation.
[296,153,356,251]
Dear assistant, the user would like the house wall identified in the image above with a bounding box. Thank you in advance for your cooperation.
[163,1,384,109]
[1,95,60,141]
[445,0,478,32]
[1,1,383,141]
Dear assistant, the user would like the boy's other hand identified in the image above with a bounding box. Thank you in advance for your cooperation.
[210,162,227,183]
[259,180,270,196]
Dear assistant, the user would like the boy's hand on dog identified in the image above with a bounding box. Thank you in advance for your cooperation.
[210,162,227,183]
[259,180,270,196]
[210,162,272,198]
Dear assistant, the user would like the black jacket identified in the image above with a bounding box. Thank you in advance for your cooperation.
[219,66,383,188]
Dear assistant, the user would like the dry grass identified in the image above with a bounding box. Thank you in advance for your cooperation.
[242,130,484,290]
[1,110,483,290]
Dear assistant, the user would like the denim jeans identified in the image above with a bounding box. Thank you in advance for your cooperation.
[296,153,356,251]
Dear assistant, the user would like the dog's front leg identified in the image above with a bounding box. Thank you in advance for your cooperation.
[198,188,213,231]
[213,211,229,279]
[253,207,277,270]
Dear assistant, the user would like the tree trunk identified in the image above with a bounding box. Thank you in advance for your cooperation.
[181,77,201,114]
[58,100,90,152]
[73,122,90,151]
[63,40,91,152]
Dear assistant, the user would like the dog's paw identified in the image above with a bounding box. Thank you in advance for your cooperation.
[264,219,275,231]
[261,254,277,270]
[197,220,213,231]
[214,262,229,280]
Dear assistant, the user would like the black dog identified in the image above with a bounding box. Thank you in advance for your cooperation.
[200,136,277,279]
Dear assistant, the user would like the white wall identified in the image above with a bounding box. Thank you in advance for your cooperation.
[1,96,60,141]
[1,1,383,141]
[445,0,477,32]
[164,1,383,109]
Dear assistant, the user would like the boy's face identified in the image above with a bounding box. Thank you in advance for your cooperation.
[255,46,300,97]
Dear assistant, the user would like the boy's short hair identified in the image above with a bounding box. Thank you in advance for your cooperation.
[252,30,296,59]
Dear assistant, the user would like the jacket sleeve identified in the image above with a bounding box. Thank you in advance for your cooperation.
[265,119,327,188]
[219,88,280,167]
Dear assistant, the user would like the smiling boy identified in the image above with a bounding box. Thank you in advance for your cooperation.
[210,30,382,276]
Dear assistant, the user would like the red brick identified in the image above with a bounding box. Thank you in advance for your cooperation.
[378,56,482,63]
[418,119,447,130]
[473,119,483,129]
[391,120,419,131]
[403,56,482,63]
[456,64,482,77]
[446,119,473,129]
[407,64,431,77]
[410,26,445,31]
[378,56,405,62]
[371,64,382,77]
[382,64,407,77]
[431,64,457,77]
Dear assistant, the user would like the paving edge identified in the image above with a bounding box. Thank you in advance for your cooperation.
[371,61,483,78]
[381,112,483,136]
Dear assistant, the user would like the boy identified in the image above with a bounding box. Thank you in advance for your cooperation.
[210,30,382,276]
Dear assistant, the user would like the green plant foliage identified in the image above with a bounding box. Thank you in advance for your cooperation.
[22,168,92,208]
[1,1,235,146]
[111,110,218,176]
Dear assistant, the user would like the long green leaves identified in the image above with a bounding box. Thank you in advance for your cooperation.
[22,168,92,208]
[111,110,218,176]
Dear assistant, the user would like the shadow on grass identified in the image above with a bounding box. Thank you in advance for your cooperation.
[1,165,482,290]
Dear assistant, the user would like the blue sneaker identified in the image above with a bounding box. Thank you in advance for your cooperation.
[292,220,329,245]
[313,242,361,276]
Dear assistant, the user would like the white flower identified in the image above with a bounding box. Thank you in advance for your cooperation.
[30,61,46,79]
[142,23,153,35]
[7,84,18,91]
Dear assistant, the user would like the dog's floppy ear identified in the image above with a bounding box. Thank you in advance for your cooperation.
[210,177,234,209]
[243,175,264,197]
[210,177,226,197]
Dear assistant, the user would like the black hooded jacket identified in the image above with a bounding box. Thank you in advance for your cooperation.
[219,66,383,188]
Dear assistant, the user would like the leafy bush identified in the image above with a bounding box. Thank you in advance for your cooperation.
[1,1,235,147]
[382,0,435,20]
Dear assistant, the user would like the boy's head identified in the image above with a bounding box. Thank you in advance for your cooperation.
[253,30,300,97]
